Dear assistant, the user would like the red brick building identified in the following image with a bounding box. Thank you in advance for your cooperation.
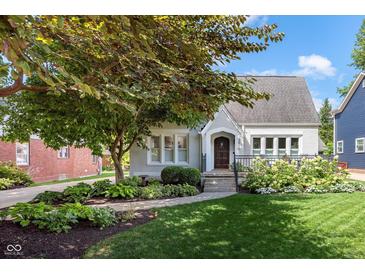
[0,137,100,182]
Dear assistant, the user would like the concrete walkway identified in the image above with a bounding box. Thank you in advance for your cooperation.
[92,192,236,212]
[0,177,114,209]
[349,171,365,181]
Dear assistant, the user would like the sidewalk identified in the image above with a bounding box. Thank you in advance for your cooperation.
[91,192,236,212]
[0,177,115,209]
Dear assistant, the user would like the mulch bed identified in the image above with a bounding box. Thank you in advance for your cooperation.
[0,210,156,259]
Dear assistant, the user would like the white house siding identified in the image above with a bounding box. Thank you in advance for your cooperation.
[242,125,319,155]
[129,122,201,177]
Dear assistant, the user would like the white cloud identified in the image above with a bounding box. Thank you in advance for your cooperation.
[293,54,336,79]
[244,16,269,27]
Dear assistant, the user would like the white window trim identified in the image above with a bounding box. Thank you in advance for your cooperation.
[251,136,302,155]
[363,79,365,88]
[355,138,365,153]
[337,140,344,154]
[16,142,29,166]
[147,133,189,166]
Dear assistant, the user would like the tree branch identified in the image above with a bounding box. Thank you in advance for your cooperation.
[0,73,49,97]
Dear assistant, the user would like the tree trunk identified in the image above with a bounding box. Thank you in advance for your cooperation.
[111,151,124,182]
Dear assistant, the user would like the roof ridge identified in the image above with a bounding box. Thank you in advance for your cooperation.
[236,75,300,78]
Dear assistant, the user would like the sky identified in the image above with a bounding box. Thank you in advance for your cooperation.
[217,15,364,111]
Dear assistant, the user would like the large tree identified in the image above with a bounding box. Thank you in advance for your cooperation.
[319,98,333,155]
[0,16,284,181]
[337,19,365,96]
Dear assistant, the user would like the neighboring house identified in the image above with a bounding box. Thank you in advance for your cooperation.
[0,136,100,182]
[333,72,365,170]
[130,76,320,177]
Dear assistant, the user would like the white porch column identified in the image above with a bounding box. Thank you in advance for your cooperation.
[260,137,265,155]
[286,137,291,155]
[273,137,278,155]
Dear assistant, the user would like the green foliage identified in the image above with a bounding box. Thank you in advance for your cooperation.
[119,176,142,187]
[105,184,138,199]
[319,98,333,155]
[161,166,201,186]
[0,161,33,187]
[243,157,349,193]
[179,168,201,186]
[0,16,283,181]
[91,179,113,197]
[140,185,163,200]
[230,162,252,172]
[63,182,93,203]
[0,178,15,190]
[3,202,117,233]
[32,191,64,205]
[147,178,161,186]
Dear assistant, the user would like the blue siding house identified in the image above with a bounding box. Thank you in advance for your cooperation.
[334,72,365,169]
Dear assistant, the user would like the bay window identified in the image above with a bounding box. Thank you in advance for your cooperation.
[265,138,274,155]
[278,138,286,156]
[16,142,29,166]
[164,135,174,162]
[290,138,299,155]
[151,136,161,162]
[177,135,188,162]
[252,137,261,155]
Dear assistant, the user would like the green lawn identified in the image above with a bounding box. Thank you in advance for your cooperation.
[85,193,365,259]
[30,171,124,187]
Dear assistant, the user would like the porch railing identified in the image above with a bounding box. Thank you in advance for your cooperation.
[232,153,334,191]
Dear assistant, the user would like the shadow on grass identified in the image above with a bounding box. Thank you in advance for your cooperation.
[85,194,346,258]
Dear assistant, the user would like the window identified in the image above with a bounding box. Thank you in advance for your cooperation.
[252,138,261,155]
[363,80,365,88]
[265,138,274,155]
[278,138,286,156]
[58,146,70,159]
[337,140,344,154]
[355,138,365,153]
[177,135,188,162]
[151,136,161,162]
[92,154,98,164]
[16,142,29,166]
[290,138,299,155]
[164,135,174,162]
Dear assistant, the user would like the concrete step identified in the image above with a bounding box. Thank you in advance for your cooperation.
[204,186,237,192]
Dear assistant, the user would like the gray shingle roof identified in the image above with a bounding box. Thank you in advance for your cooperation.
[225,76,320,124]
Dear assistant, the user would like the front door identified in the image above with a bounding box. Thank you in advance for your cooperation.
[214,137,229,169]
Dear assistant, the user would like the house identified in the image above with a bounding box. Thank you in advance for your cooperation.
[130,76,321,179]
[0,136,100,182]
[333,72,365,170]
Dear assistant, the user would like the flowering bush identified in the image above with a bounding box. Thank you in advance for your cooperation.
[255,187,277,194]
[243,156,350,194]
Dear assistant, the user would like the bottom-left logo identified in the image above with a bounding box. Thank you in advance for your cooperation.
[4,244,23,256]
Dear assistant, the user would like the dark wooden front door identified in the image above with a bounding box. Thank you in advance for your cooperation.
[214,137,229,169]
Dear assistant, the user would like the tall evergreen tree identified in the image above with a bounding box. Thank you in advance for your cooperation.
[337,19,365,96]
[319,98,333,155]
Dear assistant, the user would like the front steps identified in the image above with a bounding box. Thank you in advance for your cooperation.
[203,171,242,192]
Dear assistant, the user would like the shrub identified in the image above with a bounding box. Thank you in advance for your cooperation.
[281,186,302,193]
[161,166,184,184]
[243,158,272,191]
[179,168,201,186]
[32,191,64,205]
[161,166,201,186]
[347,181,365,192]
[0,178,15,190]
[0,161,32,187]
[160,184,198,197]
[329,183,355,193]
[91,179,113,197]
[256,187,277,194]
[119,176,142,187]
[305,185,329,194]
[146,178,161,186]
[3,202,117,233]
[105,184,138,199]
[140,185,163,200]
[63,182,93,203]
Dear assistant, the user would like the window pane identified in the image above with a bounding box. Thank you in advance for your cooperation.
[178,150,187,162]
[279,138,286,149]
[16,143,29,165]
[177,136,187,149]
[253,138,261,149]
[291,138,299,149]
[266,138,274,149]
[151,136,161,162]
[253,149,261,155]
[164,136,173,149]
[151,136,160,149]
